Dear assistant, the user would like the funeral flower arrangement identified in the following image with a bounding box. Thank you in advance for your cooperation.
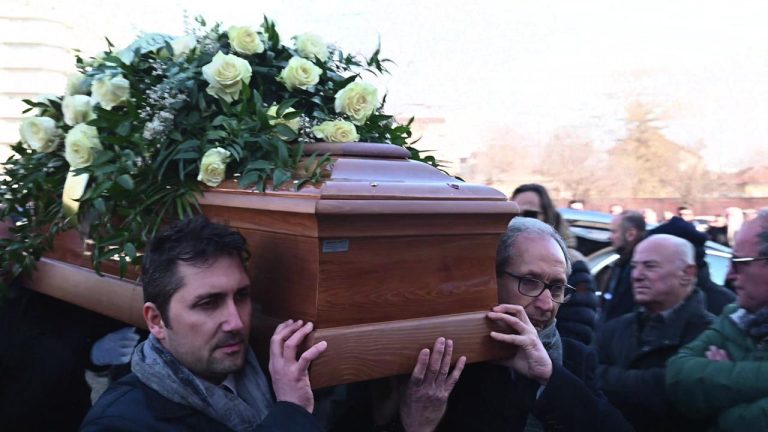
[0,16,436,288]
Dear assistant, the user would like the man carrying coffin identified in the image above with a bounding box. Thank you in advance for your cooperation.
[81,217,326,431]
[434,217,633,431]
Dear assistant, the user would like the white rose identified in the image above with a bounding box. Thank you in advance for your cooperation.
[19,117,60,153]
[62,95,96,126]
[65,124,102,169]
[227,26,265,55]
[334,81,378,125]
[197,147,231,187]
[66,73,88,95]
[170,35,197,60]
[279,56,322,91]
[293,33,329,62]
[312,120,359,143]
[91,75,130,110]
[202,51,253,103]
[267,105,300,138]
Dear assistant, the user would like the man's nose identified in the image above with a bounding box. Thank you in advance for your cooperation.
[632,267,644,282]
[221,299,245,332]
[533,289,555,311]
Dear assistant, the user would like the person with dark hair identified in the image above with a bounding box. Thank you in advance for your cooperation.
[435,217,632,432]
[677,206,694,223]
[511,183,576,249]
[599,210,646,323]
[596,235,714,431]
[667,209,768,430]
[646,216,735,315]
[81,216,327,431]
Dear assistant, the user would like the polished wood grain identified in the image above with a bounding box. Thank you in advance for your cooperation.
[315,234,499,326]
[303,311,517,389]
[31,142,520,387]
[27,258,145,328]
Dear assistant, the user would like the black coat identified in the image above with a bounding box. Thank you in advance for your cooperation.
[556,292,598,345]
[696,265,735,316]
[438,338,633,432]
[0,285,124,432]
[80,373,322,432]
[595,289,715,432]
[599,256,635,323]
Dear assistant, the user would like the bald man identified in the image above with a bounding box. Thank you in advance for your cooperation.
[595,234,714,431]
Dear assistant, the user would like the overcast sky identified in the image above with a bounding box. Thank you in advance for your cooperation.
[11,0,768,170]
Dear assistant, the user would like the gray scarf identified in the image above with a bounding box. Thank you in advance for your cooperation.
[132,335,274,431]
[524,320,563,432]
[731,307,768,340]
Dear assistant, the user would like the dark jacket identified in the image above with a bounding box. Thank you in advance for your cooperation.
[557,261,599,345]
[599,254,635,323]
[697,265,735,316]
[80,373,322,432]
[0,284,124,432]
[438,338,633,432]
[596,289,714,431]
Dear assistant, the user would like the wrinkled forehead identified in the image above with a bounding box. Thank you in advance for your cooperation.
[735,220,763,255]
[509,234,567,277]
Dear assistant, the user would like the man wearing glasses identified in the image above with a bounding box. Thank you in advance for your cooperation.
[667,208,768,430]
[435,217,632,431]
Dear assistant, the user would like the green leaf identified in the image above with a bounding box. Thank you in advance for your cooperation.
[116,174,134,190]
[276,98,298,117]
[246,160,274,170]
[116,120,131,136]
[124,242,137,259]
[93,198,107,214]
[274,124,298,141]
[273,168,290,187]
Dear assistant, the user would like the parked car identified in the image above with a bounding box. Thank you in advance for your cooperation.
[559,208,733,293]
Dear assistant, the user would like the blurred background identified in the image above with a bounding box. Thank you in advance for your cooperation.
[3,0,767,218]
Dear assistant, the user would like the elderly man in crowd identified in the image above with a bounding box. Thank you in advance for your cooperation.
[600,210,646,323]
[596,234,714,431]
[434,217,632,431]
[667,209,768,431]
[81,217,327,431]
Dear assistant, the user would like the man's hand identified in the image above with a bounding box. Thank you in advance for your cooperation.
[706,345,731,362]
[487,304,552,385]
[90,327,140,366]
[268,319,327,413]
[400,337,466,432]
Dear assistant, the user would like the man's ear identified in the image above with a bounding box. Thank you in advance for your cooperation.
[144,302,167,340]
[680,264,697,285]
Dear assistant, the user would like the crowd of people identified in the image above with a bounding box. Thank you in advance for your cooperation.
[1,183,767,431]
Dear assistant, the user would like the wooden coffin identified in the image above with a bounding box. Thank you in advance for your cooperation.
[29,142,519,388]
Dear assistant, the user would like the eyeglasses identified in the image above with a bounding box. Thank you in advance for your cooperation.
[730,256,768,273]
[501,271,575,304]
[521,210,541,219]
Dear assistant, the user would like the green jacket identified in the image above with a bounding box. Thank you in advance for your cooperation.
[666,304,768,431]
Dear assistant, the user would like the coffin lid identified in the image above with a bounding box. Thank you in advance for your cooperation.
[198,142,515,215]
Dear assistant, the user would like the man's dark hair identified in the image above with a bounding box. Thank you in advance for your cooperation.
[619,210,646,236]
[141,216,249,326]
[511,183,558,228]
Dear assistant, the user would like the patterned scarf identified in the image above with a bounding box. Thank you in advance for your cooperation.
[524,320,563,432]
[132,335,274,431]
[731,306,768,340]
